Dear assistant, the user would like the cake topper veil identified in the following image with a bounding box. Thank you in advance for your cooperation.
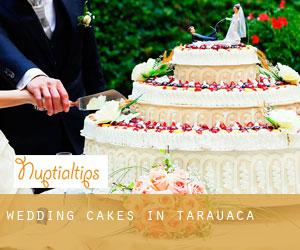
[235,3,246,38]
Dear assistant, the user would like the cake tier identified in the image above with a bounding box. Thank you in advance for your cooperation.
[82,117,300,152]
[82,117,300,194]
[84,141,300,194]
[172,45,259,84]
[136,102,300,126]
[131,82,300,125]
[172,44,259,66]
[131,80,300,107]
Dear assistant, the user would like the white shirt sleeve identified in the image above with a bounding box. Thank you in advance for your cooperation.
[16,68,47,90]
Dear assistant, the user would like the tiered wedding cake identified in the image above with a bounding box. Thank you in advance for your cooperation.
[82,42,300,194]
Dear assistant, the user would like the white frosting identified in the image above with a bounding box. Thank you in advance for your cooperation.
[131,82,300,107]
[0,130,9,155]
[84,140,300,194]
[0,131,17,194]
[81,118,300,152]
[172,46,259,66]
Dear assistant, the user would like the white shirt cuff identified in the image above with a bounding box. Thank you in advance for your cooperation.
[16,68,47,90]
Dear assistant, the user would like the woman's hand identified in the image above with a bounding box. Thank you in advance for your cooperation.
[20,90,36,105]
[0,90,33,109]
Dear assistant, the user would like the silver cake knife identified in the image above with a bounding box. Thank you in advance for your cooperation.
[70,90,126,111]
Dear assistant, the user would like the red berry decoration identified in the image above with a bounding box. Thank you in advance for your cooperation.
[257,82,265,88]
[211,45,220,50]
[226,127,233,133]
[196,129,203,134]
[136,124,144,129]
[210,127,220,133]
[208,86,216,91]
[246,122,254,128]
[202,124,209,130]
[116,121,124,126]
[147,124,154,129]
[235,122,243,129]
[220,122,227,130]
[169,125,177,130]
[195,82,201,87]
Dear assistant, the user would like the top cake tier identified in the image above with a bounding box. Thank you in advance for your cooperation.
[172,43,259,84]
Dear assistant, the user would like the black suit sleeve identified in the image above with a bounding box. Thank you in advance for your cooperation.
[81,0,105,95]
[0,24,37,89]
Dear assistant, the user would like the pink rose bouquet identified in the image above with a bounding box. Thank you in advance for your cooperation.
[115,155,206,195]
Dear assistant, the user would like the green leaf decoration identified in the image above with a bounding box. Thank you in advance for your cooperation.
[259,66,283,82]
[164,157,172,172]
[265,116,280,128]
[84,1,89,13]
[159,149,167,155]
[142,63,172,80]
[112,182,134,192]
[120,94,143,112]
[128,182,135,189]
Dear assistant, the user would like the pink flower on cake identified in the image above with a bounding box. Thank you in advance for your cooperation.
[172,168,189,182]
[168,180,188,194]
[168,169,189,194]
[132,176,155,194]
[113,155,207,195]
[189,182,207,194]
[149,167,169,191]
[257,13,269,21]
[251,35,260,44]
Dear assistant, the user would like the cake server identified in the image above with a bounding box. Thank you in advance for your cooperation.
[70,89,126,111]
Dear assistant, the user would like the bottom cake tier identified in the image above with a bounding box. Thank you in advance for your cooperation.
[84,140,300,194]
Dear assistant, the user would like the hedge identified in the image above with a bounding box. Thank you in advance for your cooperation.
[91,0,300,94]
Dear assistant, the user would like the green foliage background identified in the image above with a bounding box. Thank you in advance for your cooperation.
[91,0,300,94]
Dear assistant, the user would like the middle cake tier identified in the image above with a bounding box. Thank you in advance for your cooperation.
[131,79,300,125]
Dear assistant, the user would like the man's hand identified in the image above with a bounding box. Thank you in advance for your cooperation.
[27,76,70,116]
